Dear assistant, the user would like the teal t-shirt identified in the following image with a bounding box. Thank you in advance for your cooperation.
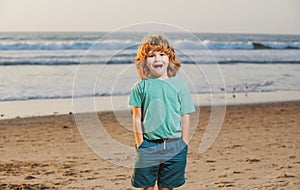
[129,76,195,140]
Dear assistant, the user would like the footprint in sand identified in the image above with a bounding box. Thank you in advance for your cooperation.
[24,175,36,180]
[215,181,234,187]
[245,158,260,163]
[63,169,77,176]
[277,173,295,178]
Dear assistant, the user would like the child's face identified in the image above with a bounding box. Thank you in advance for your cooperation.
[146,51,169,79]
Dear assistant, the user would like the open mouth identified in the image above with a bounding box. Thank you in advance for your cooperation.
[153,64,164,69]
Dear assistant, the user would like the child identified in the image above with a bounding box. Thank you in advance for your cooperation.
[129,34,195,190]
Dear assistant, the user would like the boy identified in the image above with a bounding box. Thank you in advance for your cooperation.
[129,34,195,190]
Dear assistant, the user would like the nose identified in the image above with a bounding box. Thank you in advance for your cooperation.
[154,53,162,61]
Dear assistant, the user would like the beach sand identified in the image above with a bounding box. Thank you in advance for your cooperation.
[0,101,300,189]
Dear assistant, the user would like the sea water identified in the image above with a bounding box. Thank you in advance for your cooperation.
[0,32,300,101]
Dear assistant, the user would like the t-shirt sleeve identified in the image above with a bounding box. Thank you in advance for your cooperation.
[179,81,195,114]
[129,83,142,108]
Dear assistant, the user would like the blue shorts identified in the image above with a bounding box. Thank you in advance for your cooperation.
[131,138,188,188]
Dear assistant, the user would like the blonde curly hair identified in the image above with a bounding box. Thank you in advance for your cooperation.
[135,34,181,79]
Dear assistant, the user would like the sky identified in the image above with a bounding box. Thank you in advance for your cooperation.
[0,0,299,34]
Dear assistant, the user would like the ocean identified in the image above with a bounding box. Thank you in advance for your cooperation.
[0,32,300,101]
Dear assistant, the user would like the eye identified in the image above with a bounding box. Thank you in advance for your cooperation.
[160,53,166,56]
[148,54,154,58]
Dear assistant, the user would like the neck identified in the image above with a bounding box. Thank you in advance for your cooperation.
[158,75,169,80]
[151,73,169,80]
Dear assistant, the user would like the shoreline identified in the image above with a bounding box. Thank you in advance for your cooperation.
[0,91,300,120]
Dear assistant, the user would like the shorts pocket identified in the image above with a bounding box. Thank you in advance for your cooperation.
[180,138,188,146]
[135,140,146,150]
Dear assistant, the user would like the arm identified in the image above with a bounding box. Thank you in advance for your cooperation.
[181,114,190,145]
[132,106,144,147]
